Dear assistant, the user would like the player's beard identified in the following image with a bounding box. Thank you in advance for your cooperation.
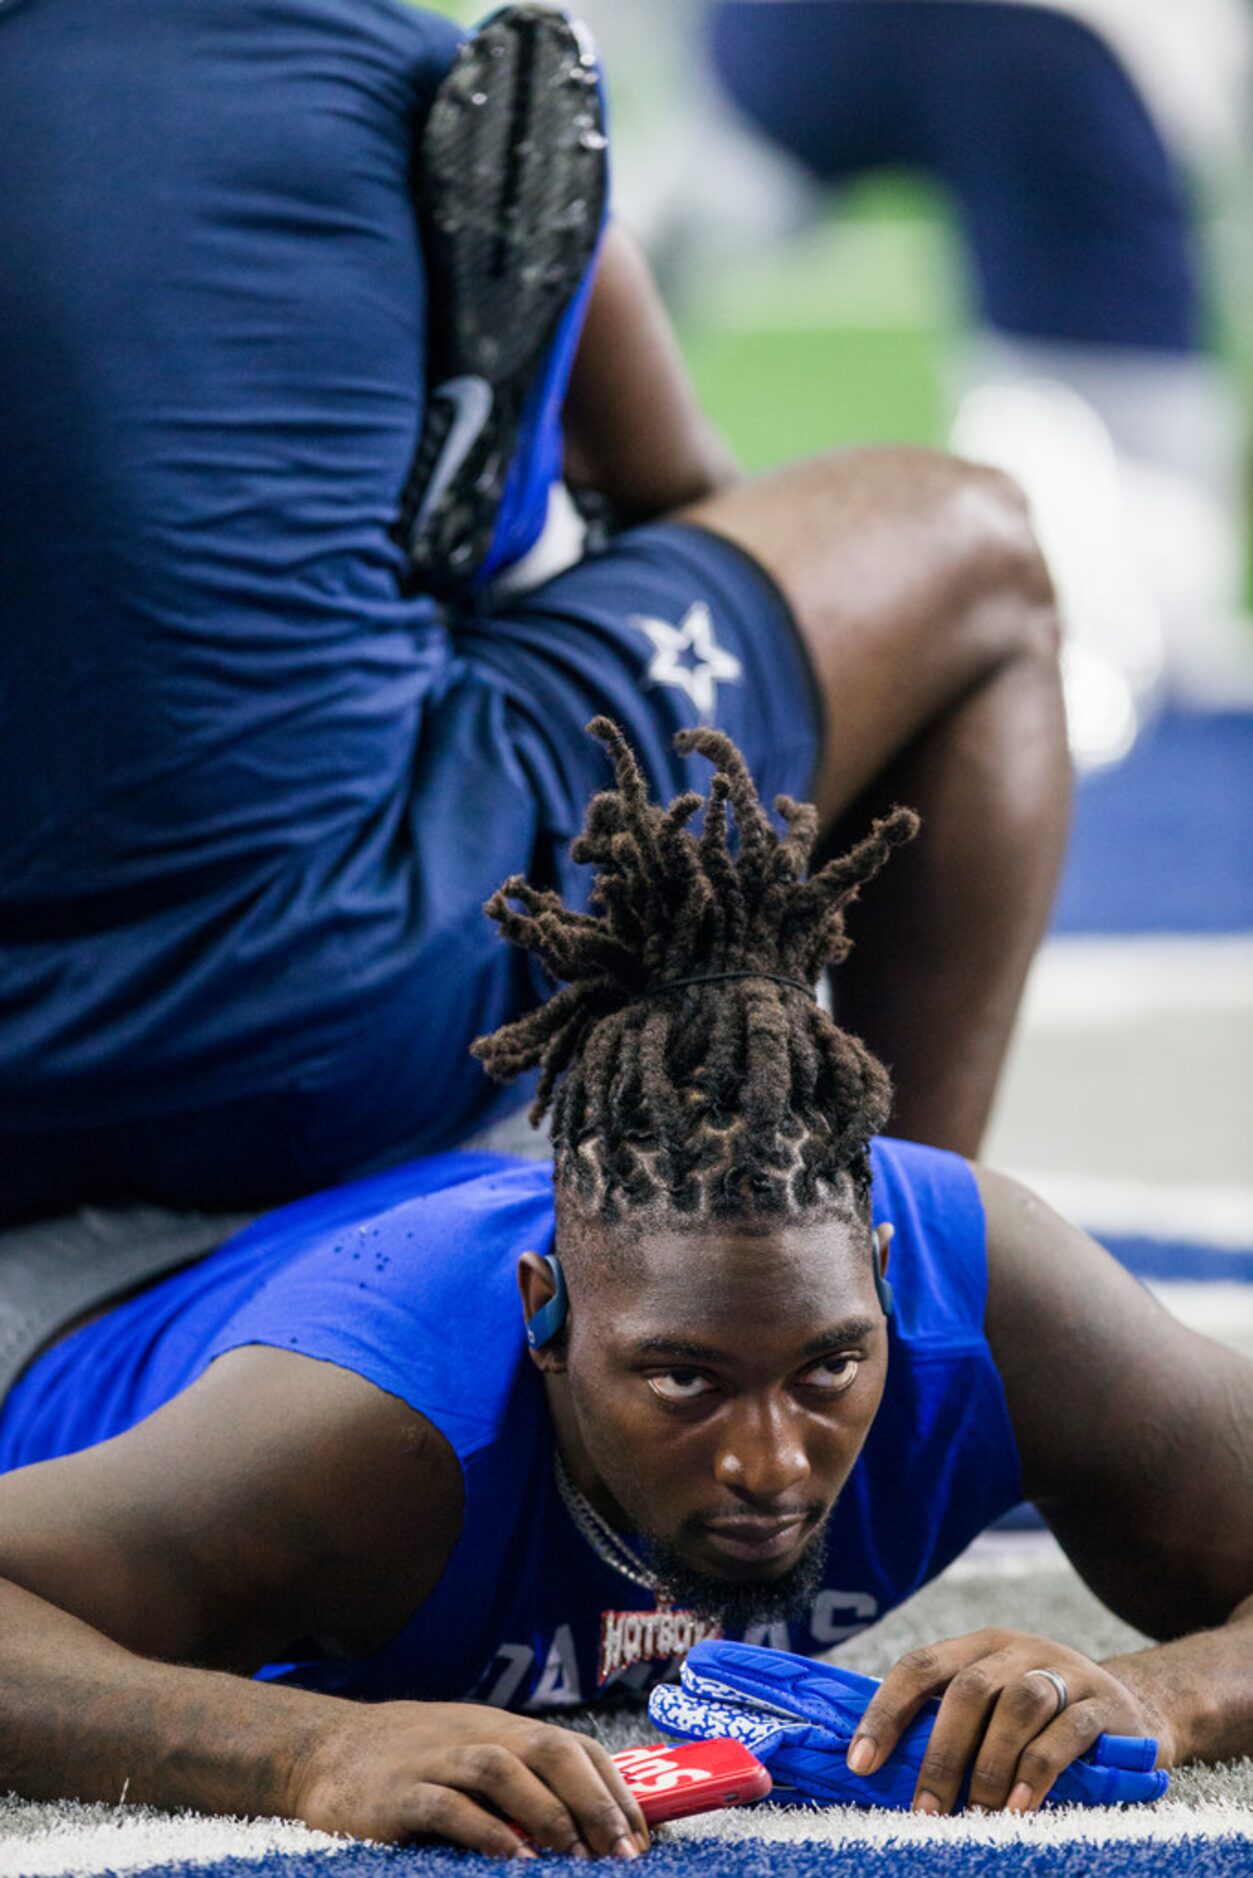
[639,1522,829,1632]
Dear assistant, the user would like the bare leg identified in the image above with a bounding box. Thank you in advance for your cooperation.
[681,447,1069,1156]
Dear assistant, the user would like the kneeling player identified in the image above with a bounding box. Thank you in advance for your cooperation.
[0,723,1247,1857]
[0,1,1065,1223]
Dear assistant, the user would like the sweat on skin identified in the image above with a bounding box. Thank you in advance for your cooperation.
[0,723,1247,1859]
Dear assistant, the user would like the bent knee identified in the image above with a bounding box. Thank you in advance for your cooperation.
[799,444,1057,637]
[684,445,1060,674]
[945,459,1061,665]
[951,459,1035,568]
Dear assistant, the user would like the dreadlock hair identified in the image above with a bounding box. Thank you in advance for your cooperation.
[473,718,919,1232]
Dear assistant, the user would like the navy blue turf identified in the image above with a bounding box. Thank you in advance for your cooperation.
[143,1834,1253,1877]
[1104,1235,1253,1284]
[1054,711,1253,935]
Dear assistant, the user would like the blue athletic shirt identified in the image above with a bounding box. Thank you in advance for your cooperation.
[0,0,461,1131]
[0,1138,1022,1711]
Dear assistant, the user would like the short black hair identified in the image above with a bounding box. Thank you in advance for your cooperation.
[473,718,917,1226]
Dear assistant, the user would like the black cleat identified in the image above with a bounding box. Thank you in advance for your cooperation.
[399,4,609,596]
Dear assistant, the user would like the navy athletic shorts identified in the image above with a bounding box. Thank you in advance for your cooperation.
[709,0,1200,352]
[0,522,820,1221]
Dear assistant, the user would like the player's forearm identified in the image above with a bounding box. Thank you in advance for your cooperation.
[0,1576,343,1818]
[1102,1594,1253,1765]
[563,223,739,520]
[0,1577,651,1856]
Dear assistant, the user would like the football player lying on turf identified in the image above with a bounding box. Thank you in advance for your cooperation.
[0,0,1067,1224]
[0,723,1248,1859]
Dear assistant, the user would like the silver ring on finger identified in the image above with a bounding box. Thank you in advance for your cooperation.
[1024,1668,1069,1719]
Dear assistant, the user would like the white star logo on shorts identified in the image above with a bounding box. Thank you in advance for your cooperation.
[632,603,744,723]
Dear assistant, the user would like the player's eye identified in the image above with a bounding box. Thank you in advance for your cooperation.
[801,1356,860,1393]
[648,1369,715,1402]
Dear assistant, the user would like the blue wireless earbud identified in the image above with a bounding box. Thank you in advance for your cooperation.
[525,1240,888,1349]
[525,1253,569,1349]
[872,1229,894,1319]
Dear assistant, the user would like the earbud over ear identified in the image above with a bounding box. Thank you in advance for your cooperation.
[525,1242,885,1344]
[525,1253,569,1349]
[872,1227,894,1320]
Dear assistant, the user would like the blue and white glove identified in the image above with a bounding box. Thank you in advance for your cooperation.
[650,1641,1168,1811]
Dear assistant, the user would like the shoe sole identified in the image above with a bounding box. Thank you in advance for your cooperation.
[399,5,608,593]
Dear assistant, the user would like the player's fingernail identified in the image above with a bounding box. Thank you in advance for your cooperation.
[515,1846,539,1861]
[848,1736,875,1774]
[1008,1783,1034,1813]
[614,1836,639,1860]
[915,1791,943,1815]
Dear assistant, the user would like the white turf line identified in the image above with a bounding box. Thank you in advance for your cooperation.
[1016,1174,1253,1251]
[1018,936,1253,1030]
[666,1783,1253,1852]
[2,1548,1249,1875]
[1005,932,1253,1253]
[2,1778,1248,1878]
[0,1808,341,1878]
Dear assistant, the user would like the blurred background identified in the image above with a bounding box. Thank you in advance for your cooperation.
[433,1,1253,664]
[435,0,1253,1354]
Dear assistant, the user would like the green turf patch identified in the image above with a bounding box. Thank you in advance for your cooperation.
[679,324,943,470]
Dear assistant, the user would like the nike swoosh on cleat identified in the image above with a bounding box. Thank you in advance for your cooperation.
[411,373,496,542]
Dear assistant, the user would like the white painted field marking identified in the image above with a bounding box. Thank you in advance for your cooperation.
[1006,1172,1253,1249]
[669,1794,1253,1851]
[1148,1281,1253,1359]
[0,1806,343,1878]
[1019,936,1253,1028]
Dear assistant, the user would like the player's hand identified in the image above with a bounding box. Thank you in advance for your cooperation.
[293,1700,650,1858]
[845,1630,1171,1815]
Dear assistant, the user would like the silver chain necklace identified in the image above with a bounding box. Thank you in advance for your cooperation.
[553,1451,660,1593]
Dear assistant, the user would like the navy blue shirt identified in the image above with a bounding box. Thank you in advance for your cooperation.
[0,0,461,1130]
[0,1139,1023,1710]
[0,2,826,1216]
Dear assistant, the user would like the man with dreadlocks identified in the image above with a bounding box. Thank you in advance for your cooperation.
[477,721,917,1215]
[0,722,1248,1856]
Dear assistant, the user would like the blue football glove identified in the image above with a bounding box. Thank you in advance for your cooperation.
[650,1641,1168,1811]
